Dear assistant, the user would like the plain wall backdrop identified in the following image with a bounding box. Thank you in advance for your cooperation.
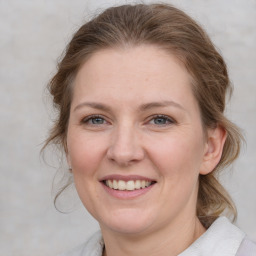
[0,0,255,255]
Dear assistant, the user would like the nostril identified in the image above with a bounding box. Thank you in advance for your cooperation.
[106,144,145,166]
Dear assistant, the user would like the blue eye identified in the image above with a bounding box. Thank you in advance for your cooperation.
[149,115,174,125]
[82,115,106,125]
[91,117,105,124]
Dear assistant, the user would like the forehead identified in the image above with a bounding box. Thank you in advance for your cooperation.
[77,45,188,77]
[72,45,196,110]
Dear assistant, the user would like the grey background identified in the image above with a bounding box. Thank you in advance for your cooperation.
[0,0,255,255]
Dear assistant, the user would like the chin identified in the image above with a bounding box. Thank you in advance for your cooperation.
[98,208,156,235]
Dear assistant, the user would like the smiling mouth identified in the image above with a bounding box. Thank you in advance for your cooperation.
[103,180,156,191]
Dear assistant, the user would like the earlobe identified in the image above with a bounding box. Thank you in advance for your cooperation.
[200,125,227,175]
[64,139,72,168]
[65,148,72,170]
[67,156,72,172]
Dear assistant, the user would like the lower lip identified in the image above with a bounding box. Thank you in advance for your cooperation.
[101,182,155,199]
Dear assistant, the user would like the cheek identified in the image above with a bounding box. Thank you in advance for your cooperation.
[67,131,107,212]
[146,132,205,179]
[67,130,107,176]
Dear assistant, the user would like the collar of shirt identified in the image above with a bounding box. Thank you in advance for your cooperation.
[179,217,245,256]
[60,217,245,256]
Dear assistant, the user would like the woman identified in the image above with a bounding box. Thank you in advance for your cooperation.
[44,3,256,256]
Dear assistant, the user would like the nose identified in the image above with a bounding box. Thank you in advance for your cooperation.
[106,124,145,166]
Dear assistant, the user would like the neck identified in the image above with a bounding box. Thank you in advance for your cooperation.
[101,216,206,256]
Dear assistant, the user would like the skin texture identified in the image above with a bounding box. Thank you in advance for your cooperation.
[67,45,226,256]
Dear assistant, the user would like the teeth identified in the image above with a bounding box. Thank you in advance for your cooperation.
[126,181,135,191]
[135,180,141,189]
[113,180,118,189]
[118,180,126,190]
[105,179,153,191]
[108,180,113,189]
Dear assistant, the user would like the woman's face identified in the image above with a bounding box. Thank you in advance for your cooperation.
[67,45,210,236]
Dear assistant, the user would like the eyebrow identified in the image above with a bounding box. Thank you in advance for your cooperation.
[74,102,112,112]
[139,101,185,112]
[73,100,185,112]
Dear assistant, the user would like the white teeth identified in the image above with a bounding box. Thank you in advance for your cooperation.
[135,180,141,189]
[105,179,153,191]
[126,180,135,191]
[118,180,126,190]
[113,180,118,189]
[108,180,113,189]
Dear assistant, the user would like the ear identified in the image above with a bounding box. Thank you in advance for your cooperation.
[66,153,71,168]
[66,153,73,172]
[200,125,227,175]
[65,145,72,170]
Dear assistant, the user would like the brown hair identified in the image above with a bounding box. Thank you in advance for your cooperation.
[44,3,243,227]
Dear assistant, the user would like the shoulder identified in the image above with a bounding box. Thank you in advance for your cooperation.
[58,231,104,256]
[236,237,256,256]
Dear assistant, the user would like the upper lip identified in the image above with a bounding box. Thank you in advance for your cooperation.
[100,174,156,182]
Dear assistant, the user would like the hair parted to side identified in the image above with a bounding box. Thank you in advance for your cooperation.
[44,3,243,227]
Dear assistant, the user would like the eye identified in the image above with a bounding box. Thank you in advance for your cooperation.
[81,115,107,125]
[148,115,175,126]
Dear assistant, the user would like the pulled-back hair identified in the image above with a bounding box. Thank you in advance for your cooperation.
[44,3,243,228]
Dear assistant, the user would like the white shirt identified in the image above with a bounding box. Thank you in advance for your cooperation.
[59,217,256,256]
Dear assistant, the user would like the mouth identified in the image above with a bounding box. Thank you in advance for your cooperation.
[100,175,157,199]
[103,179,156,191]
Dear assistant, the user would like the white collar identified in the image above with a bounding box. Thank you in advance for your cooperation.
[61,217,245,256]
[179,217,245,256]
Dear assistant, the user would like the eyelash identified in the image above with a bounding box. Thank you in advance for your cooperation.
[81,114,176,127]
[81,115,107,125]
[148,115,176,126]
